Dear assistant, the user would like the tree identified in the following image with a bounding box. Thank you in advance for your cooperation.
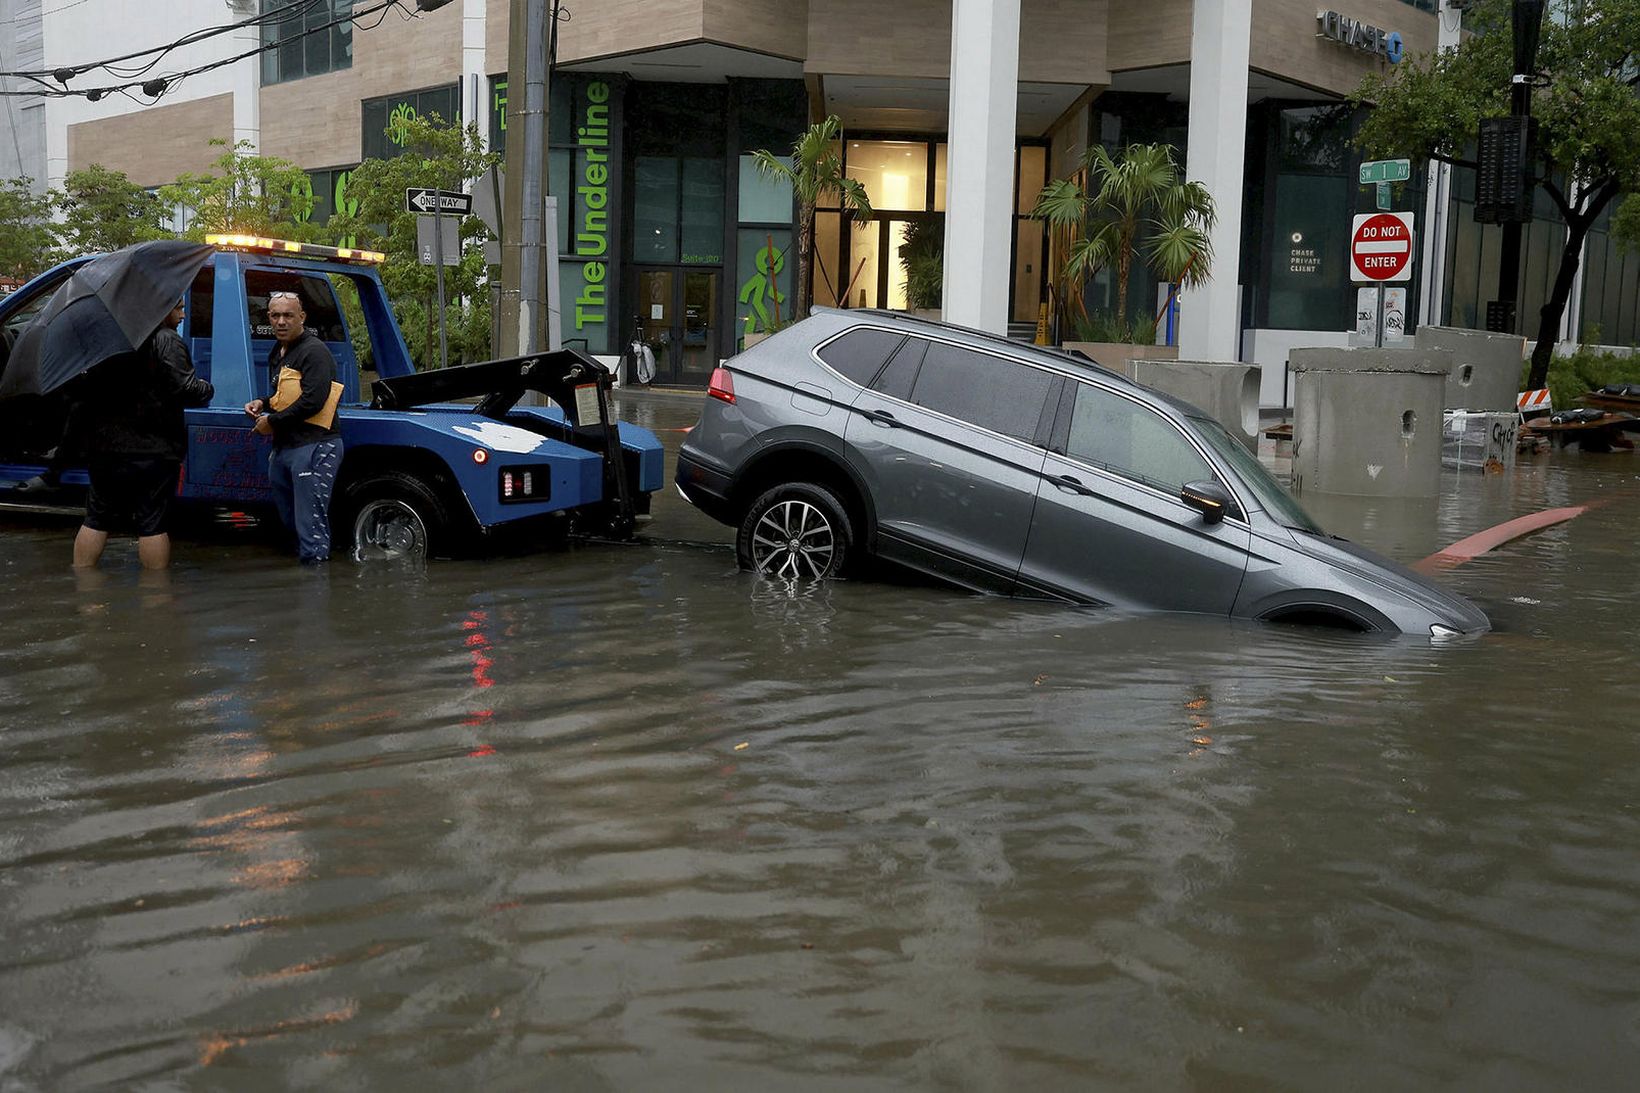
[1032,143,1216,340]
[57,164,169,254]
[328,113,500,368]
[0,178,58,282]
[1613,192,1640,259]
[159,139,318,241]
[749,115,873,320]
[1354,0,1640,389]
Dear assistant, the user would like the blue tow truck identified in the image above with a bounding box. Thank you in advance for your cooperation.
[0,234,663,558]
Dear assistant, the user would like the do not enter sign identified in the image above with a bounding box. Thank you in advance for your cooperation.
[1350,212,1414,282]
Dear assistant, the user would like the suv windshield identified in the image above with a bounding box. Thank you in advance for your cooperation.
[1189,416,1321,533]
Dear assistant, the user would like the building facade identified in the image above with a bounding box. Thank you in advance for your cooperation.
[0,0,47,193]
[18,0,1640,398]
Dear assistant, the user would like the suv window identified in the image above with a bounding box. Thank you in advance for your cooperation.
[816,327,905,386]
[909,340,1055,442]
[1065,382,1215,494]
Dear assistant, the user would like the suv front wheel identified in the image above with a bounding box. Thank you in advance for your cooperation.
[736,482,855,580]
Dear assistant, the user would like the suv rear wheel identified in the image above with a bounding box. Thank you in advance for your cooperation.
[736,482,855,580]
[335,471,453,562]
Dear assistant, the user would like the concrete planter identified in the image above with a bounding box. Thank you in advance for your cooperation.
[1124,359,1261,450]
[741,331,773,352]
[1414,325,1526,412]
[1288,347,1454,497]
[1063,342,1178,369]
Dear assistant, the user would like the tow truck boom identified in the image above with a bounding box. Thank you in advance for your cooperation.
[370,348,635,536]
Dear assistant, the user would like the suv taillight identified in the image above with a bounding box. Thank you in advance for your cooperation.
[708,367,736,404]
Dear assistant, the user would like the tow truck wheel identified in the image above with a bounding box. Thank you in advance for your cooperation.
[337,471,451,562]
[736,482,854,581]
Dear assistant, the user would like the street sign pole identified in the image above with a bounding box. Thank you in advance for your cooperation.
[1350,211,1415,348]
[432,202,449,370]
[406,188,470,370]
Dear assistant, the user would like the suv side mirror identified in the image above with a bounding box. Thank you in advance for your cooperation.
[1181,480,1233,524]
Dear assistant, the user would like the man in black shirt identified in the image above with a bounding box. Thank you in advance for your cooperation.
[244,290,343,564]
[72,297,214,569]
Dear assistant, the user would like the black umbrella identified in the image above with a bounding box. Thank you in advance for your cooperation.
[0,239,214,399]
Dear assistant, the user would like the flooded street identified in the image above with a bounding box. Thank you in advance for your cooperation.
[3,394,1640,1089]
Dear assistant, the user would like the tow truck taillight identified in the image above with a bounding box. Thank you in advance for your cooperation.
[708,367,736,404]
[499,467,547,503]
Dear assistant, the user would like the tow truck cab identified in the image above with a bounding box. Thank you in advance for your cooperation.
[0,236,663,558]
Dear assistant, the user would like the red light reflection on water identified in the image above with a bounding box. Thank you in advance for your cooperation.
[462,612,495,689]
[462,611,498,751]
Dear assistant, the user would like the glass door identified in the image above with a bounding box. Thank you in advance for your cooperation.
[633,268,676,383]
[846,215,942,313]
[678,271,718,386]
[630,267,720,386]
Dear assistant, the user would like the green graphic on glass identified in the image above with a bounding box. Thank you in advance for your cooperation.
[335,170,358,249]
[738,243,787,334]
[387,103,419,147]
[289,175,315,222]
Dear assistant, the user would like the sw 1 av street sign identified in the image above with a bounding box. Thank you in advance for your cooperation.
[1358,158,1411,185]
[1350,211,1415,283]
[405,187,472,215]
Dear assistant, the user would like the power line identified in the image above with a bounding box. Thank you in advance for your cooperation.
[0,0,419,101]
[2,0,323,83]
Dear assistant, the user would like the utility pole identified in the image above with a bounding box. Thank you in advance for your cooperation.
[1483,0,1546,333]
[1418,0,1463,329]
[498,0,549,357]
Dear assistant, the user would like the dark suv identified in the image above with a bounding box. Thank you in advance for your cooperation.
[675,310,1489,636]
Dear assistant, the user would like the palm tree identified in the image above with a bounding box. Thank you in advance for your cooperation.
[750,115,873,321]
[1033,143,1216,339]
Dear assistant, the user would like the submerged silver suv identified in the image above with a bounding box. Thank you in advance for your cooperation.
[675,310,1489,636]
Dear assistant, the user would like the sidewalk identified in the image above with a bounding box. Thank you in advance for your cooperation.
[611,384,705,405]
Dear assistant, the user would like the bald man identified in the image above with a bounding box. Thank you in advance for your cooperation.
[244,290,343,564]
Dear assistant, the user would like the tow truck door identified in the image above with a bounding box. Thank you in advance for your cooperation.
[181,257,360,504]
[180,253,272,503]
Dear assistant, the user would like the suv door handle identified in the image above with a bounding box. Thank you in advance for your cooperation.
[862,408,899,427]
[1051,474,1097,497]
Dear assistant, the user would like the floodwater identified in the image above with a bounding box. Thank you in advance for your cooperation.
[3,394,1640,1090]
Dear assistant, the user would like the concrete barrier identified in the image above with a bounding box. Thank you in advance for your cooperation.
[1116,359,1261,450]
[1289,347,1453,497]
[1414,325,1526,411]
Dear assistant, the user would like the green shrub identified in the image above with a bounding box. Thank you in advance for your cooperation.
[1071,310,1157,345]
[1531,347,1640,410]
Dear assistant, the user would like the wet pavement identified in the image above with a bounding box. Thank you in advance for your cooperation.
[3,393,1640,1089]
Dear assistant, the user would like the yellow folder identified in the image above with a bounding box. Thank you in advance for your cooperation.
[270,365,342,429]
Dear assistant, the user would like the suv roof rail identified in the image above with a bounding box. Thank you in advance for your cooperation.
[811,306,1129,377]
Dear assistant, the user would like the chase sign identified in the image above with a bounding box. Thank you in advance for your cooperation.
[1316,10,1403,64]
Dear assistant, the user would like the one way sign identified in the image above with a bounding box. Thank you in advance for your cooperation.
[405,187,472,215]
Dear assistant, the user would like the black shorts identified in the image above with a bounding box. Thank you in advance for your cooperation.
[84,457,181,537]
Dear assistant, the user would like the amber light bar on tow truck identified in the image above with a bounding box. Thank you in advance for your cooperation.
[204,234,385,265]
